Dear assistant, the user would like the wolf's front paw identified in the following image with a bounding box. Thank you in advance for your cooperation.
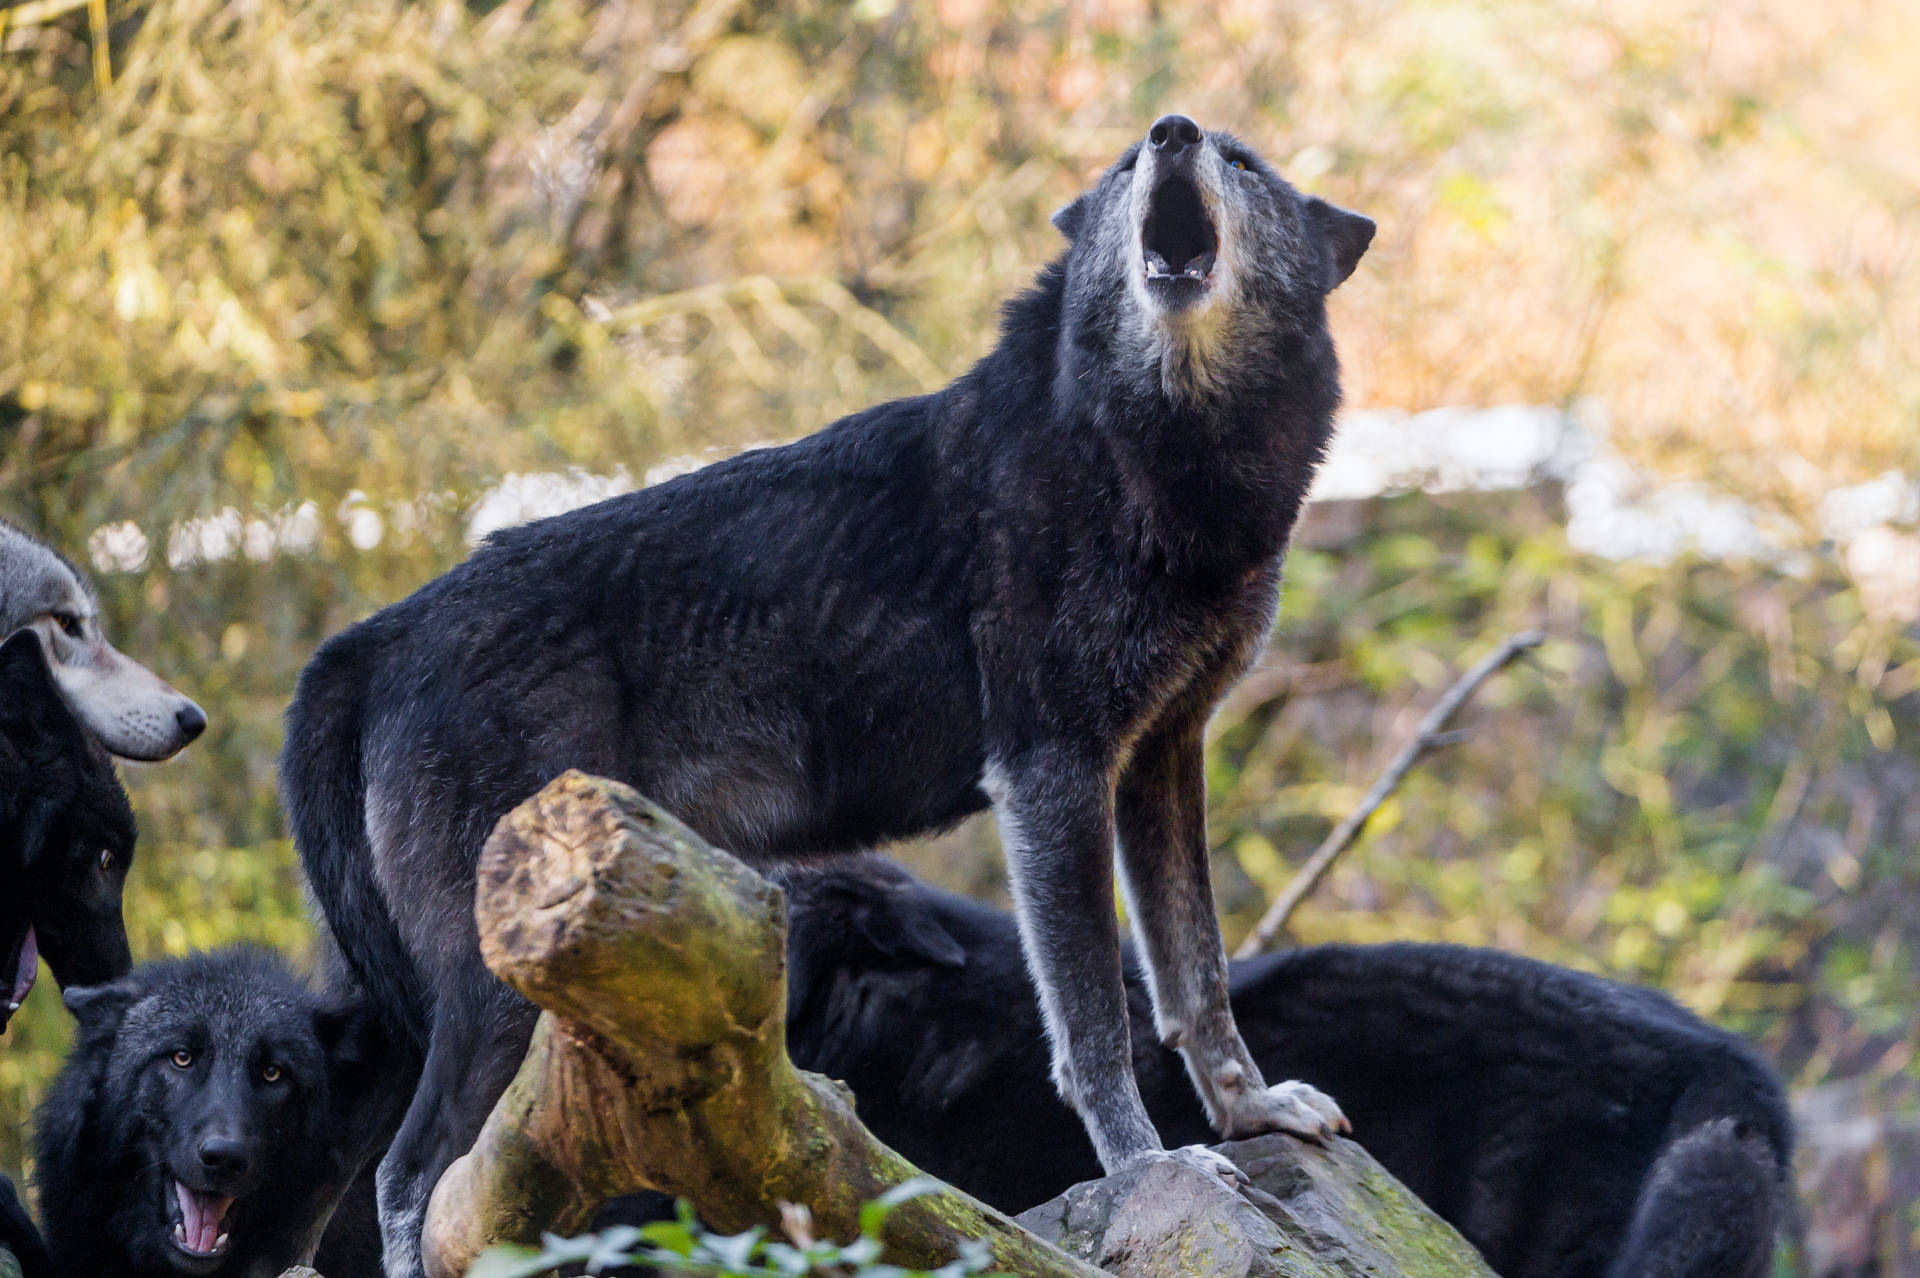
[1222,1078,1349,1142]
[1125,1143,1249,1186]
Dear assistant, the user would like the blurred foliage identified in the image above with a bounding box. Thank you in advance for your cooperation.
[1210,493,1919,1053]
[0,0,1915,1212]
[471,1181,1003,1278]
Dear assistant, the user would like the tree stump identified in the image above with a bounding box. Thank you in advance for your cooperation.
[420,770,1103,1278]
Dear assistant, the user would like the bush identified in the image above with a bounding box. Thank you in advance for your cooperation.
[471,1181,1004,1278]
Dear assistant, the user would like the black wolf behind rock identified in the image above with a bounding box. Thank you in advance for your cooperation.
[772,860,1791,1278]
[25,948,388,1278]
[0,629,136,1035]
[770,860,1790,1278]
[283,114,1373,1275]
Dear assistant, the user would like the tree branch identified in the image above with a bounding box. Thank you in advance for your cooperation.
[1233,630,1545,958]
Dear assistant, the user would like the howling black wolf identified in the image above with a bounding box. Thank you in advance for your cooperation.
[282,113,1374,1275]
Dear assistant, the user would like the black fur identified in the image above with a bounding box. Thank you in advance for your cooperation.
[766,860,1792,1278]
[0,628,136,1034]
[284,119,1373,1274]
[25,948,388,1278]
[0,1174,52,1278]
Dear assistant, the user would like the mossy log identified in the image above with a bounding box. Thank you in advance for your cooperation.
[420,770,1104,1278]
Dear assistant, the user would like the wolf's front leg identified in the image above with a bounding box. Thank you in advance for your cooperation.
[983,746,1169,1173]
[1115,717,1348,1143]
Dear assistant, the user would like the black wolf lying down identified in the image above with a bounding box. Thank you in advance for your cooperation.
[488,860,1782,1278]
[769,860,1791,1278]
[285,114,1374,1274]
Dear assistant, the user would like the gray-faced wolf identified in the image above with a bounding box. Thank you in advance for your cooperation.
[1,948,387,1278]
[282,114,1375,1275]
[0,517,206,761]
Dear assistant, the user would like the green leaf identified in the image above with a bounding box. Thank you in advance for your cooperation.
[839,1236,883,1266]
[698,1225,767,1271]
[860,1176,947,1237]
[469,1243,563,1278]
[640,1218,699,1257]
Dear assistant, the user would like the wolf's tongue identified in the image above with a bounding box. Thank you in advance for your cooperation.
[175,1181,232,1255]
[8,928,35,1009]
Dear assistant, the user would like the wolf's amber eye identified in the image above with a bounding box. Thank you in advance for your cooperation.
[261,1064,283,1083]
[53,612,83,638]
[1229,159,1249,171]
[170,1050,193,1069]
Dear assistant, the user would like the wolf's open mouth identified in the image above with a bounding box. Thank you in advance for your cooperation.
[1142,176,1218,282]
[169,1178,235,1260]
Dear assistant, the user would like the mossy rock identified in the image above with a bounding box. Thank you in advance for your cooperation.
[1016,1135,1495,1278]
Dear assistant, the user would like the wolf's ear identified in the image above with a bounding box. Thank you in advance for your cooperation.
[314,998,385,1069]
[0,631,65,733]
[850,888,967,970]
[63,981,136,1035]
[1303,197,1375,291]
[0,630,88,760]
[1052,193,1093,242]
[0,632,85,862]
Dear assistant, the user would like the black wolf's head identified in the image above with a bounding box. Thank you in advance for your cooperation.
[1050,115,1374,403]
[775,857,970,1025]
[39,949,383,1277]
[0,629,136,1033]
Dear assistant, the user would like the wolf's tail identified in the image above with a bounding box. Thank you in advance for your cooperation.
[280,621,427,1050]
[1606,1113,1784,1278]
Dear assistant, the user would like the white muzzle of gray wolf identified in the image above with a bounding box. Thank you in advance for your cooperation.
[1,518,205,761]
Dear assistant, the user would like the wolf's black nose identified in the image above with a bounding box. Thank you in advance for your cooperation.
[176,702,207,742]
[1148,114,1202,156]
[197,1136,250,1179]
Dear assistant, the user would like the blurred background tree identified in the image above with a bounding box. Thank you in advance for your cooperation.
[1,0,1916,1264]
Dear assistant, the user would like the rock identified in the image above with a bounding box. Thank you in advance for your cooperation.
[1016,1135,1495,1278]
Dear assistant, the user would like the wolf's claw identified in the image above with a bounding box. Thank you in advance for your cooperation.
[1223,1079,1350,1143]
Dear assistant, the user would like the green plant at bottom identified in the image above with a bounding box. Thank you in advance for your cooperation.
[471,1179,1005,1278]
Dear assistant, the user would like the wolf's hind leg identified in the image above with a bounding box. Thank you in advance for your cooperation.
[1115,717,1348,1143]
[375,983,538,1278]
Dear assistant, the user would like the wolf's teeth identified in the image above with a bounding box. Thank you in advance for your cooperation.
[174,1224,188,1246]
[215,1232,229,1251]
[1143,251,1172,278]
